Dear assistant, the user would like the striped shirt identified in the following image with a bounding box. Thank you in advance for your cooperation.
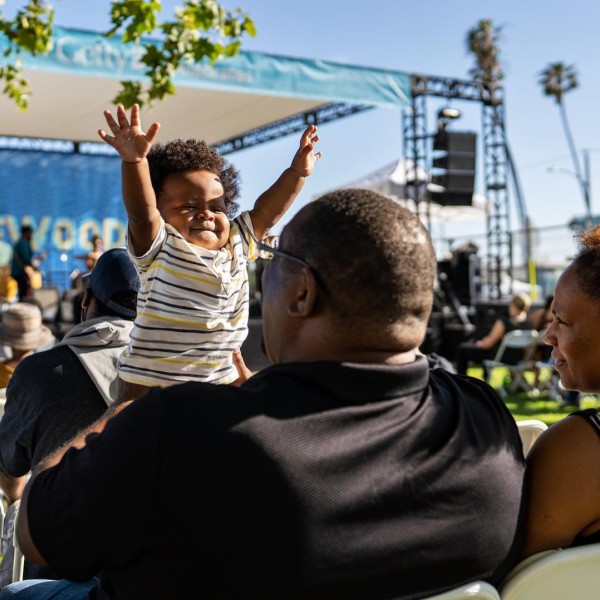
[119,211,257,387]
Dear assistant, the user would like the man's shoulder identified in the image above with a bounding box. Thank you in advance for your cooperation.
[11,345,86,386]
[428,366,507,405]
[17,344,77,369]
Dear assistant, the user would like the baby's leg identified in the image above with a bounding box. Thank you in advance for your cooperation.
[117,378,154,403]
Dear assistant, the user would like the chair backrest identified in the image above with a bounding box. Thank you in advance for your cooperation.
[516,419,548,457]
[499,543,600,599]
[491,329,540,364]
[422,580,500,599]
[0,388,5,420]
[32,286,61,323]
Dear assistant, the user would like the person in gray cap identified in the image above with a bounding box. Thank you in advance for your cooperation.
[0,248,140,587]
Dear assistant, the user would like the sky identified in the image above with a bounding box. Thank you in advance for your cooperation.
[5,0,600,260]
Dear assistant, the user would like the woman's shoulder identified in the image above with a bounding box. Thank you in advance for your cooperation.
[528,413,599,466]
[568,408,600,436]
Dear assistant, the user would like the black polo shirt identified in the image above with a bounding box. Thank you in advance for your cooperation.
[28,356,525,599]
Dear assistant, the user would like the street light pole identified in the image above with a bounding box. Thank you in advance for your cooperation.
[583,149,592,225]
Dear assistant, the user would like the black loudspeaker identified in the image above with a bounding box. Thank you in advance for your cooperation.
[437,244,480,306]
[430,131,477,206]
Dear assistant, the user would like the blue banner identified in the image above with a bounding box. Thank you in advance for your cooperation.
[0,149,126,292]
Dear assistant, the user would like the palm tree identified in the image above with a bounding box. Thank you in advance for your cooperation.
[539,62,590,220]
[466,19,504,88]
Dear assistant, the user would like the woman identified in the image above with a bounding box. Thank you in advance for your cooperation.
[522,225,600,558]
[455,292,533,376]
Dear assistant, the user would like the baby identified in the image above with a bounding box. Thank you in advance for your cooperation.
[98,104,321,398]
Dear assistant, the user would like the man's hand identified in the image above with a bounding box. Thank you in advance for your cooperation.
[98,103,160,164]
[289,125,322,178]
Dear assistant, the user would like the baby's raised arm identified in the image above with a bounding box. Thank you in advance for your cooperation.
[98,104,162,255]
[250,125,322,241]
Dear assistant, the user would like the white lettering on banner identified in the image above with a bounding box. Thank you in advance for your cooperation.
[55,35,145,73]
[0,215,126,251]
[54,33,251,83]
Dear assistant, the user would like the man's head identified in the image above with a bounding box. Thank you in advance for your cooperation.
[260,188,436,364]
[81,248,140,321]
[20,225,33,240]
[147,140,241,250]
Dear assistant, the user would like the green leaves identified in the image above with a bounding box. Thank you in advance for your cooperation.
[103,0,256,108]
[0,0,54,109]
[0,0,256,110]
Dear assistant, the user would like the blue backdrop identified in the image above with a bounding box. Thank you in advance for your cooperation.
[0,148,126,292]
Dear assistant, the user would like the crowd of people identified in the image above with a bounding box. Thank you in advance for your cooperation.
[0,104,596,598]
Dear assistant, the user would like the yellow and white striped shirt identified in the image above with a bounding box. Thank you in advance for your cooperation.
[119,211,257,387]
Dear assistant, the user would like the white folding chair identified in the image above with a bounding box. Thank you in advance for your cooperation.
[516,419,548,457]
[483,330,542,398]
[499,543,600,599]
[422,580,500,599]
[10,500,24,584]
[32,286,61,324]
[0,498,23,588]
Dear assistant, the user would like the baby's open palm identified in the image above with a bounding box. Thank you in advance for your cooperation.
[98,103,160,163]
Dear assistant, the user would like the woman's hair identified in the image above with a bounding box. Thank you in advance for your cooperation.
[510,293,531,313]
[572,226,600,299]
[147,139,241,218]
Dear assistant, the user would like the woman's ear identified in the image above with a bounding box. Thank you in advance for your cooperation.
[287,268,319,318]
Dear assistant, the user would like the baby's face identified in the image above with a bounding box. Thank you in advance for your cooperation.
[158,170,230,250]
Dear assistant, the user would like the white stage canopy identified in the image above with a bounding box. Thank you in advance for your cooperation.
[332,158,490,225]
[0,26,411,145]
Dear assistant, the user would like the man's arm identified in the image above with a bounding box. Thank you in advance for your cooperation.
[98,103,161,256]
[0,471,26,505]
[16,401,133,564]
[249,125,322,241]
[476,319,506,349]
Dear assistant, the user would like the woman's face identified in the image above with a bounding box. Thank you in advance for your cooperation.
[543,266,600,392]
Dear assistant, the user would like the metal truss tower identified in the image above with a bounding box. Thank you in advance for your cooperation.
[403,73,512,300]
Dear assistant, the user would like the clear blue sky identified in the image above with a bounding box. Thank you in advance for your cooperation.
[6,0,600,248]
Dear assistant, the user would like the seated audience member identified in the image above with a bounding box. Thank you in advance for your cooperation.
[455,292,533,376]
[2,190,526,600]
[0,248,140,586]
[0,303,55,388]
[530,294,553,331]
[522,225,600,558]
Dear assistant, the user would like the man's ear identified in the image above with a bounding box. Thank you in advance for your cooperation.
[80,290,92,321]
[287,268,319,318]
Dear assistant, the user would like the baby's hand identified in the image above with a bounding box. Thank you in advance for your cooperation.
[98,104,160,164]
[289,124,322,177]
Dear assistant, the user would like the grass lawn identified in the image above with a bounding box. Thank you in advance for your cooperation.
[467,366,600,427]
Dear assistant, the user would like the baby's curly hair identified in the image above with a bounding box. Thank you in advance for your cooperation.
[147,139,241,218]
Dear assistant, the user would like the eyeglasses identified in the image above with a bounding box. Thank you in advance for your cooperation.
[256,236,311,270]
[256,235,327,294]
